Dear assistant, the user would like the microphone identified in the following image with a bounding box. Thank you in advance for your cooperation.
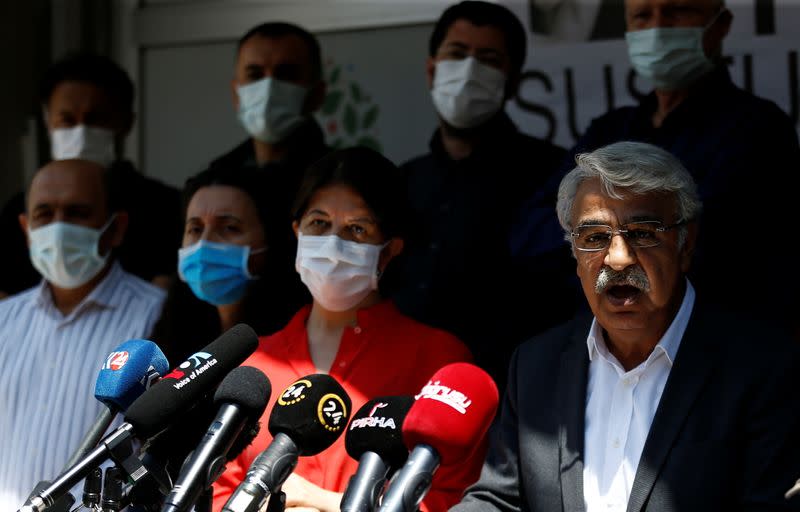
[160,366,271,512]
[63,338,169,470]
[377,362,499,512]
[221,373,352,512]
[20,323,259,512]
[340,396,414,512]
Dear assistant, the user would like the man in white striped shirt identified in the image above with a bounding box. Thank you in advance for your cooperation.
[0,159,166,509]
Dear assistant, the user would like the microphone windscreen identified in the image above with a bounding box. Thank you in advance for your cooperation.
[268,373,352,456]
[402,362,499,465]
[214,365,272,418]
[94,339,170,410]
[345,396,413,468]
[124,323,259,439]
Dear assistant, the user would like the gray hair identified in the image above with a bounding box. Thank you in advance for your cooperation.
[556,141,702,250]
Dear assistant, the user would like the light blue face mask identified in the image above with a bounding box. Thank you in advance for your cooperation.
[625,10,725,91]
[178,240,265,306]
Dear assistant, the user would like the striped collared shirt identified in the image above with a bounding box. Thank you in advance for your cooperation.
[0,261,166,509]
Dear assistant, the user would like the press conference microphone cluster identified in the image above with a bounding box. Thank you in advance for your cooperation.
[20,323,259,512]
[340,396,414,512]
[222,373,352,512]
[377,362,499,512]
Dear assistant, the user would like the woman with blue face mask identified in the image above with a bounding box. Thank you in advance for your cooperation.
[150,165,309,368]
[213,147,487,512]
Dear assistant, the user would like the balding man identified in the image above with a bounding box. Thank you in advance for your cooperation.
[511,0,800,338]
[0,160,166,509]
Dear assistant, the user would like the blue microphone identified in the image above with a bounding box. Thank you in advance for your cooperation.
[62,339,169,470]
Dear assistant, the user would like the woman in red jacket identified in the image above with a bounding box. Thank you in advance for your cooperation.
[213,147,486,512]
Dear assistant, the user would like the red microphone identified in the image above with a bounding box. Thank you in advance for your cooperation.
[376,362,499,512]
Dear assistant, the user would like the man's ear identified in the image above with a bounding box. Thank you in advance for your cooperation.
[18,213,29,247]
[108,211,129,249]
[304,80,327,114]
[292,220,300,239]
[425,57,436,89]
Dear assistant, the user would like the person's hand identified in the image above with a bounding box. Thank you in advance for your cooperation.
[282,473,343,512]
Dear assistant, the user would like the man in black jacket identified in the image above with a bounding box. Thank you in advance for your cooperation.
[392,1,573,388]
[0,53,181,297]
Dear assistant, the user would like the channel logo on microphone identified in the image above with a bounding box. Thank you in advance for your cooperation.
[349,402,397,430]
[318,393,348,432]
[415,380,472,414]
[278,378,313,406]
[162,351,216,388]
[103,351,130,371]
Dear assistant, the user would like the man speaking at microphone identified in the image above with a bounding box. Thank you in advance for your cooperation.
[0,159,166,509]
[451,142,800,512]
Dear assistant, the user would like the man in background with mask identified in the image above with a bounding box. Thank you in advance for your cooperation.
[0,53,182,298]
[391,0,570,389]
[511,0,800,338]
[206,21,331,310]
[0,159,166,509]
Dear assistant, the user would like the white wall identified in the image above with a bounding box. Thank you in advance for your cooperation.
[140,24,437,188]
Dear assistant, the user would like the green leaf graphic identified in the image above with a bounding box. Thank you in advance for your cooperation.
[350,82,363,103]
[362,106,379,130]
[330,66,341,85]
[321,90,343,116]
[356,136,382,153]
[343,104,357,136]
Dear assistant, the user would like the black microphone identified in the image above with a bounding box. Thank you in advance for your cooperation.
[160,366,271,512]
[20,324,259,512]
[221,374,352,512]
[340,396,414,512]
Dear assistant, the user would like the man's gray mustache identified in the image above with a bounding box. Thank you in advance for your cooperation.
[595,266,651,294]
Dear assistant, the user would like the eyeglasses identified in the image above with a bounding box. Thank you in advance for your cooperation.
[570,220,686,252]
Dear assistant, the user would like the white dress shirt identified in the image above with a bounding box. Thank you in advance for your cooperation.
[0,262,165,510]
[583,280,695,512]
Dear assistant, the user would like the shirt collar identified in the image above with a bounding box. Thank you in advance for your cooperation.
[32,261,127,315]
[586,278,696,368]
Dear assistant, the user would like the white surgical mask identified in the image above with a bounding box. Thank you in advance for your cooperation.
[50,125,116,166]
[625,10,724,91]
[431,56,506,129]
[296,233,385,312]
[236,77,308,143]
[28,215,116,289]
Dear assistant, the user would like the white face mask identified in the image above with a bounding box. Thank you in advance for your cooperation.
[295,233,385,312]
[430,56,506,129]
[50,125,116,166]
[236,77,308,144]
[625,9,724,91]
[28,216,116,289]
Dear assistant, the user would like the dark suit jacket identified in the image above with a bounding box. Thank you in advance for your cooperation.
[452,303,800,511]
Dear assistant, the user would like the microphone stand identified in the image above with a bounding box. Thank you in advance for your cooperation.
[265,488,286,512]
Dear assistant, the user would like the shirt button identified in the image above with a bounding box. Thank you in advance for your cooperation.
[613,438,620,448]
[339,362,347,368]
[430,242,439,251]
[417,282,428,290]
[353,326,362,334]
